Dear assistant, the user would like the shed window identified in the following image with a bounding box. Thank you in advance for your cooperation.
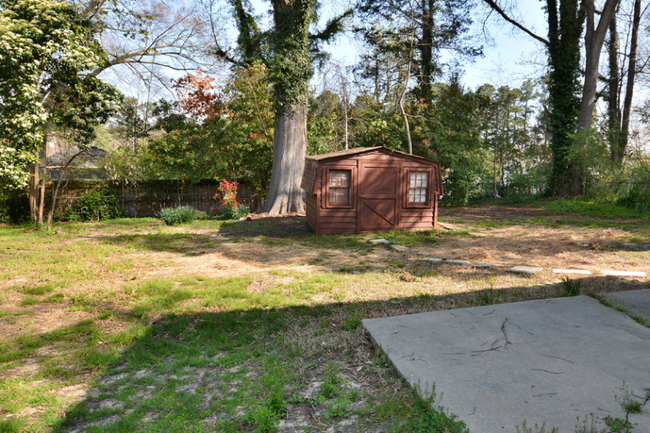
[409,172,428,203]
[329,170,351,204]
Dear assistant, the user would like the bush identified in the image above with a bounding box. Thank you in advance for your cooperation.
[0,189,29,223]
[63,191,121,222]
[217,204,250,220]
[158,205,204,225]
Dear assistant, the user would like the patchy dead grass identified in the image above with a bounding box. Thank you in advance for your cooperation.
[0,205,649,432]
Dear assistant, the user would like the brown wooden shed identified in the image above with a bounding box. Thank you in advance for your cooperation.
[301,147,443,235]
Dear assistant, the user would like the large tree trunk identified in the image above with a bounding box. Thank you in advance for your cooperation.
[615,0,641,164]
[29,162,39,221]
[563,0,618,196]
[607,11,620,160]
[577,0,619,136]
[419,0,434,101]
[261,104,307,214]
[263,0,312,215]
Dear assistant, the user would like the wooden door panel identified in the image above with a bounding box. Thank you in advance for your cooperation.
[361,166,398,197]
[360,199,396,229]
[358,164,400,232]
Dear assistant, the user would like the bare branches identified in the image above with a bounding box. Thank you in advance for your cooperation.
[480,0,550,46]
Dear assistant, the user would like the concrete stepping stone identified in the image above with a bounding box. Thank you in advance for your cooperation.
[418,258,444,263]
[391,244,409,252]
[601,270,646,277]
[473,264,493,269]
[607,289,650,323]
[553,269,592,275]
[444,259,469,265]
[369,238,392,245]
[508,265,542,274]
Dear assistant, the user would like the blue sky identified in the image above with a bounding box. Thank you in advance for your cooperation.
[247,0,551,90]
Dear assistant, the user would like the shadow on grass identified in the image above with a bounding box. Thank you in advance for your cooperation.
[41,277,650,433]
[97,216,650,269]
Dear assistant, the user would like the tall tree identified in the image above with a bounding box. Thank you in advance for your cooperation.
[608,0,644,164]
[358,0,481,102]
[479,0,619,195]
[213,0,351,214]
[0,0,120,224]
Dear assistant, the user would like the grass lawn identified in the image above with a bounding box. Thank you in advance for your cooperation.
[0,201,649,432]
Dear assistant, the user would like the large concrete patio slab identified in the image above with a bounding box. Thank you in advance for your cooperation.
[363,294,650,432]
[607,289,650,324]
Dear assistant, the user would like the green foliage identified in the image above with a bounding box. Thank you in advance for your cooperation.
[157,206,204,226]
[545,0,586,194]
[0,188,29,223]
[634,202,649,215]
[0,0,121,189]
[477,288,505,305]
[323,396,350,419]
[406,394,469,433]
[63,191,121,222]
[149,63,274,195]
[217,204,250,221]
[604,384,650,433]
[319,366,344,399]
[410,81,489,205]
[616,159,650,209]
[561,277,581,297]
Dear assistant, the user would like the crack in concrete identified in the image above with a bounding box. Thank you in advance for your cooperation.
[531,368,564,375]
[501,318,512,348]
[540,354,575,364]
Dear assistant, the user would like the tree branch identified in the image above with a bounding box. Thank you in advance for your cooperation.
[480,0,550,46]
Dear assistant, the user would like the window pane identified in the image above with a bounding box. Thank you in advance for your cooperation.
[409,172,428,203]
[330,170,350,187]
[410,172,428,188]
[330,187,349,203]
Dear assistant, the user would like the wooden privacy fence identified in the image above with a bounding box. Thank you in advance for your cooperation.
[53,180,265,218]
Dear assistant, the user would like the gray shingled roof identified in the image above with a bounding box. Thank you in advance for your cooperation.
[305,146,435,162]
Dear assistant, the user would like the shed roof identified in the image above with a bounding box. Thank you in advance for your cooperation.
[305,146,436,163]
[302,146,442,196]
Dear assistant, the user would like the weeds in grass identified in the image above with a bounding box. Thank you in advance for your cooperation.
[340,312,362,331]
[324,396,350,419]
[477,287,505,305]
[406,393,469,433]
[561,277,581,297]
[21,283,57,296]
[320,365,344,399]
[604,383,650,433]
[516,421,559,433]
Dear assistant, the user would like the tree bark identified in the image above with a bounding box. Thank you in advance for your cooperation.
[607,11,620,160]
[615,0,641,164]
[261,104,307,214]
[38,167,46,226]
[47,151,86,226]
[419,0,435,101]
[262,0,312,215]
[576,0,619,137]
[29,162,39,221]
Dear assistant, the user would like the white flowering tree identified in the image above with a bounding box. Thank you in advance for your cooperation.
[0,0,121,226]
[0,0,119,183]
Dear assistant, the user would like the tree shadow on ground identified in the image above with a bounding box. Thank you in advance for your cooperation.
[50,279,649,433]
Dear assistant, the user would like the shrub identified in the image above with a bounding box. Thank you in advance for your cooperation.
[157,205,203,225]
[0,189,30,223]
[217,203,249,220]
[63,191,121,222]
[216,179,249,220]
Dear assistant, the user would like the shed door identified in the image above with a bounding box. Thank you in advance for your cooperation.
[358,163,400,232]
